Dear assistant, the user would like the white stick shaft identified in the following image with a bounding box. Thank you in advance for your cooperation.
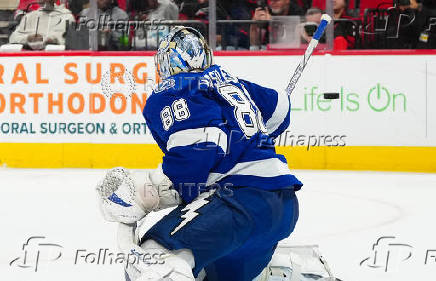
[285,14,332,96]
[285,40,318,96]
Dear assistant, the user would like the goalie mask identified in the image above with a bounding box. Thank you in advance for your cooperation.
[155,26,213,80]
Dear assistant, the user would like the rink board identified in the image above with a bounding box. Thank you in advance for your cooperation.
[1,143,436,172]
[0,50,435,172]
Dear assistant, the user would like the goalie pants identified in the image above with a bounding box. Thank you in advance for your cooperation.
[140,187,299,281]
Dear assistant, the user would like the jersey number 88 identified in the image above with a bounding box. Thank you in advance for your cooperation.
[160,98,190,131]
[218,84,266,138]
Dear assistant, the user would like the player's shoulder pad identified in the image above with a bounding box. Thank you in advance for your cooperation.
[143,88,180,122]
[143,86,209,133]
[153,77,177,95]
[145,77,188,114]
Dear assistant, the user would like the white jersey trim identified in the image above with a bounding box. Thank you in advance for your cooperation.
[265,90,290,134]
[167,127,228,153]
[206,158,291,185]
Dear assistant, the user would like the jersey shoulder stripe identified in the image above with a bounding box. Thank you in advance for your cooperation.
[167,127,228,153]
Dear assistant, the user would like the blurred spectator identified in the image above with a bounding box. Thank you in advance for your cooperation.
[419,0,436,10]
[117,0,127,10]
[359,0,390,17]
[14,0,43,28]
[129,0,178,50]
[130,0,178,20]
[225,0,258,49]
[178,0,229,47]
[333,0,355,49]
[268,0,304,16]
[250,0,304,48]
[299,1,356,49]
[179,0,228,21]
[395,0,421,48]
[333,0,349,19]
[305,7,322,24]
[15,0,70,19]
[299,8,323,43]
[399,0,419,10]
[16,0,40,17]
[0,0,18,46]
[250,6,271,46]
[311,0,355,14]
[9,0,75,50]
[365,0,419,48]
[67,0,89,16]
[228,0,258,19]
[220,0,235,14]
[360,0,419,48]
[295,0,311,13]
[416,0,436,47]
[80,0,128,50]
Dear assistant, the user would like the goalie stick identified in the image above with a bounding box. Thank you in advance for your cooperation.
[285,14,332,96]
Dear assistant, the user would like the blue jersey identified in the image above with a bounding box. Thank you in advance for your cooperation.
[143,65,302,203]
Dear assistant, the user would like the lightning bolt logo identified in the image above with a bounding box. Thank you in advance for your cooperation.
[170,191,214,236]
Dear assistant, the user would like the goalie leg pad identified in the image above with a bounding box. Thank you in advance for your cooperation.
[139,188,299,281]
[125,239,195,281]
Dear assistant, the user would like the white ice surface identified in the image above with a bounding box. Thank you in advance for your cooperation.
[1,168,436,281]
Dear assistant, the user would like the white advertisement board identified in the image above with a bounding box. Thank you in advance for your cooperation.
[0,54,434,147]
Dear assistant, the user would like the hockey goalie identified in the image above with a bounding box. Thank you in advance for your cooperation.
[96,26,337,281]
